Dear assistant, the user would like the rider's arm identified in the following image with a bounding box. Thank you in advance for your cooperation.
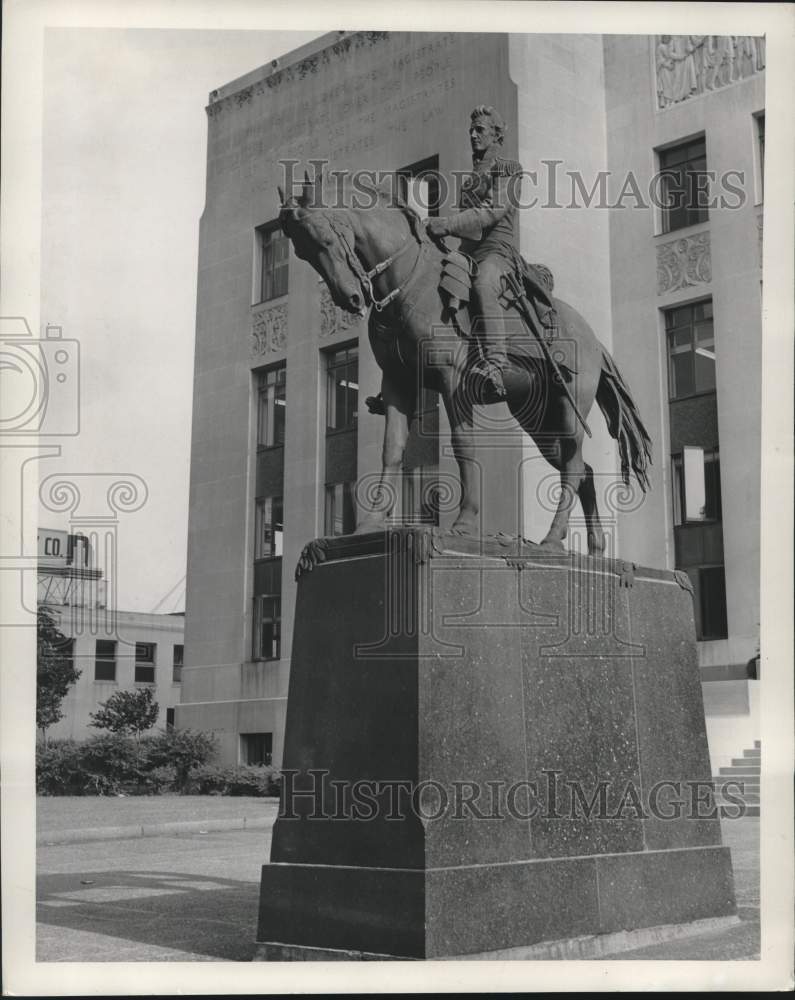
[434,167,523,239]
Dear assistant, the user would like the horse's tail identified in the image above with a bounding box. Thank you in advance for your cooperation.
[597,350,653,492]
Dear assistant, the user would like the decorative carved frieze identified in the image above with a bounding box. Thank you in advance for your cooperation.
[757,213,763,269]
[319,286,358,339]
[252,302,288,355]
[655,35,765,110]
[656,231,711,295]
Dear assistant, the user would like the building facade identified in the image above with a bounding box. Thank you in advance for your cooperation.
[178,32,764,770]
[39,528,185,740]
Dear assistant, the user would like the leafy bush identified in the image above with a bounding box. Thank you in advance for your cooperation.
[36,739,85,795]
[89,688,159,738]
[181,764,280,797]
[78,733,142,795]
[142,729,218,791]
[36,728,279,797]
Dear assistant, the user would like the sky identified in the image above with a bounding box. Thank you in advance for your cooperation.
[39,27,321,612]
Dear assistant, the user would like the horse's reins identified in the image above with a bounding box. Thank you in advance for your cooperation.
[328,216,425,314]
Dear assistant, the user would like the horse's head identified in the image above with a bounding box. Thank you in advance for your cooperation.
[278,181,367,316]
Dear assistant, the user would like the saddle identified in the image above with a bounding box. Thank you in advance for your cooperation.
[438,249,559,344]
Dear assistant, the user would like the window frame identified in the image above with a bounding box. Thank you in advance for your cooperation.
[253,592,282,662]
[257,364,287,451]
[325,344,359,433]
[172,644,184,684]
[671,448,722,526]
[254,221,289,305]
[324,481,357,536]
[94,639,117,682]
[254,495,284,560]
[134,641,156,684]
[664,299,716,402]
[657,135,709,235]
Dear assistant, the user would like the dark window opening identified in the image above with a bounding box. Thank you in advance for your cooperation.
[94,639,117,682]
[256,224,289,303]
[255,496,284,559]
[665,300,715,401]
[241,732,273,766]
[658,137,709,233]
[172,644,183,684]
[257,365,286,448]
[397,154,441,218]
[134,641,156,684]
[326,345,358,431]
[324,482,356,536]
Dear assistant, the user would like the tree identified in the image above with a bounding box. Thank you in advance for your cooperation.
[89,688,160,740]
[37,606,81,742]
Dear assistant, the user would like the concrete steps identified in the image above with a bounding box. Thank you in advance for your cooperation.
[713,740,761,818]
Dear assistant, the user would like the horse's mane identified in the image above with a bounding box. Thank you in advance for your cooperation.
[374,187,429,245]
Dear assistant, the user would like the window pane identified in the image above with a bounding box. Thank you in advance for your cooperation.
[700,566,728,639]
[96,639,116,658]
[259,227,289,302]
[671,455,683,526]
[669,350,694,399]
[704,452,722,521]
[326,348,358,430]
[659,138,708,233]
[258,366,286,447]
[325,482,356,536]
[95,659,116,682]
[254,595,281,660]
[135,664,155,683]
[135,642,155,663]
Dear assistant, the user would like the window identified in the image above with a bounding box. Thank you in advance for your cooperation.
[699,566,728,640]
[326,345,358,430]
[256,224,289,302]
[172,644,183,683]
[658,137,709,233]
[166,708,175,730]
[397,155,441,219]
[95,639,117,682]
[241,732,273,766]
[665,300,715,400]
[324,481,356,536]
[255,496,284,559]
[671,449,722,525]
[134,642,156,684]
[254,594,281,661]
[257,366,286,448]
[756,113,765,200]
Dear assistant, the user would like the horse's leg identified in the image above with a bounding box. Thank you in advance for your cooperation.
[578,463,606,555]
[353,374,415,534]
[439,373,480,535]
[538,434,587,550]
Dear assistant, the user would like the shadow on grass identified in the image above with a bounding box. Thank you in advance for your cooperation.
[37,869,260,961]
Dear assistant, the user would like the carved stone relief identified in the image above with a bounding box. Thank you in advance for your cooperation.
[656,231,712,295]
[319,285,358,339]
[655,36,765,110]
[252,302,288,355]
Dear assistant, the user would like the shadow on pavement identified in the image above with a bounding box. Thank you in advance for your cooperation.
[37,869,260,961]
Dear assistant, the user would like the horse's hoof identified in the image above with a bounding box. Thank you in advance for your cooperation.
[449,519,477,537]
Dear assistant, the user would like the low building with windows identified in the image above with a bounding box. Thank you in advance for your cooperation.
[179,31,764,772]
[38,528,185,740]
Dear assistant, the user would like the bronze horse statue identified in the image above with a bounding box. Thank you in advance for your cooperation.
[279,183,651,555]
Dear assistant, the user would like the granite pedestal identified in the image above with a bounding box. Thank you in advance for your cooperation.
[256,528,735,960]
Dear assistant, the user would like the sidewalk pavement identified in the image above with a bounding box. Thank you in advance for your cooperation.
[36,813,760,963]
[37,795,279,845]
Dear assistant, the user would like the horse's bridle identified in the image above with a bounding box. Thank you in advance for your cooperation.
[326,215,425,313]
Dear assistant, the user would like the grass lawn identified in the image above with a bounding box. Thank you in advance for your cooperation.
[37,794,278,835]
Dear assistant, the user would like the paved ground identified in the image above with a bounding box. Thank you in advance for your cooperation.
[37,794,277,836]
[36,815,759,962]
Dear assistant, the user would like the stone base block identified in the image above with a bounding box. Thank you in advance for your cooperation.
[257,529,737,960]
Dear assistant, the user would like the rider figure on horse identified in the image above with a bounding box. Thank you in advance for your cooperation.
[425,105,524,401]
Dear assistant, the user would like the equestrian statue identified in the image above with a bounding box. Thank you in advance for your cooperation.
[279,105,652,558]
